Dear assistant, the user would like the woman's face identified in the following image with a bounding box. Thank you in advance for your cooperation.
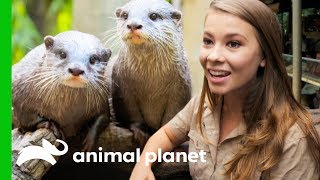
[200,10,265,96]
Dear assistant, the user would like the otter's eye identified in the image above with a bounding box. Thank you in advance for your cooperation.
[90,55,100,64]
[121,12,128,20]
[149,13,159,21]
[59,51,67,59]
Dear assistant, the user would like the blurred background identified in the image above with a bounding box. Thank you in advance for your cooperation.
[12,0,320,109]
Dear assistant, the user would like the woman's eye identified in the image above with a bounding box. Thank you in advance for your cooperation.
[227,41,240,48]
[203,38,213,45]
[59,51,67,59]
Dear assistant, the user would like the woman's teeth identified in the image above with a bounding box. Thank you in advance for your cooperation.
[209,70,231,77]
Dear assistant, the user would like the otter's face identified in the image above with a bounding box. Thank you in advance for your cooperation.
[42,31,111,89]
[115,0,182,47]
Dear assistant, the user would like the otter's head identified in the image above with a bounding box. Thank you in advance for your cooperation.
[115,0,182,47]
[41,31,111,89]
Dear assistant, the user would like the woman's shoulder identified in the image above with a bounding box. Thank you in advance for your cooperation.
[284,123,306,146]
[188,94,202,106]
[184,94,205,115]
[266,123,318,179]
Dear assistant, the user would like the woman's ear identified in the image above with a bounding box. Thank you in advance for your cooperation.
[260,58,266,67]
[259,52,266,67]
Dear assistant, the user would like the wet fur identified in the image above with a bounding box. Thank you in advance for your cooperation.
[12,31,111,139]
[108,0,192,135]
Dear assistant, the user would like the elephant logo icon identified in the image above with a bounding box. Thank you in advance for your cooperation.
[16,139,68,166]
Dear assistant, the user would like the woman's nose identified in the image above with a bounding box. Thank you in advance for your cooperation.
[206,46,225,63]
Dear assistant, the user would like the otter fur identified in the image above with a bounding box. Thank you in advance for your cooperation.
[12,30,112,150]
[110,0,192,145]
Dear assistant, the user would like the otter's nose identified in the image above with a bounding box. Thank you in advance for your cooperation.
[68,68,84,76]
[127,23,143,31]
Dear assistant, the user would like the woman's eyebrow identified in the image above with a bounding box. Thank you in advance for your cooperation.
[203,30,248,42]
[224,33,248,41]
[203,31,214,38]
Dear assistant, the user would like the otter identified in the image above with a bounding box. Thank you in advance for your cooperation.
[12,30,112,151]
[109,0,192,147]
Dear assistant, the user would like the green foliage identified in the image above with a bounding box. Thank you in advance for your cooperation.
[12,0,72,64]
[12,0,42,64]
[302,8,315,17]
[46,0,72,34]
[278,12,289,36]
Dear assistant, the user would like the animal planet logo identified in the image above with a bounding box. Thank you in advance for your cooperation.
[16,139,68,166]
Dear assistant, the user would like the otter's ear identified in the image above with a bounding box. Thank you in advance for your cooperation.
[44,36,54,50]
[101,49,112,62]
[115,8,122,18]
[171,10,182,23]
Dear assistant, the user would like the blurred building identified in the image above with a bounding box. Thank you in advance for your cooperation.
[72,0,320,107]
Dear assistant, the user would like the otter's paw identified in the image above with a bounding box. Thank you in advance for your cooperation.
[130,125,150,149]
[36,121,65,140]
[82,133,97,152]
[82,114,109,152]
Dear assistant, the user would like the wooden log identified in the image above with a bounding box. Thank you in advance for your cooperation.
[12,128,57,180]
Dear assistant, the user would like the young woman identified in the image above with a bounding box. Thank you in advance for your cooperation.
[130,0,320,179]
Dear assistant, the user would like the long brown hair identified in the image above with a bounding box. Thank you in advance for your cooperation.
[197,0,320,179]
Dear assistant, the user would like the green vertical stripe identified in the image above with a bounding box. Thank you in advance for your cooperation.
[0,0,12,179]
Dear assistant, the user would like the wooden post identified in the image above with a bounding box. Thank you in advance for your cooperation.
[292,0,302,102]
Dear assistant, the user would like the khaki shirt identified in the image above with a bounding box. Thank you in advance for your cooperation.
[167,95,319,180]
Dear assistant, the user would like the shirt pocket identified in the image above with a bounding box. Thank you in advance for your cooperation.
[188,130,213,179]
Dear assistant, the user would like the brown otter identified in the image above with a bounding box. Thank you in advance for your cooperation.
[12,30,112,151]
[109,0,192,147]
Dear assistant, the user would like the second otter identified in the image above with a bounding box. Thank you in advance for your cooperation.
[111,0,192,146]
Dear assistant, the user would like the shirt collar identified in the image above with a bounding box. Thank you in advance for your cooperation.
[202,96,247,143]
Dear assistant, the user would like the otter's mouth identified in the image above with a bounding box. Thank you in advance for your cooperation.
[62,76,87,88]
[124,32,146,45]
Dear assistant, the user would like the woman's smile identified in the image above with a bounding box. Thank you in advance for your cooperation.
[207,69,231,84]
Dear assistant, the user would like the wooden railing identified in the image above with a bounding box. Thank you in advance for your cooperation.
[283,54,320,87]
